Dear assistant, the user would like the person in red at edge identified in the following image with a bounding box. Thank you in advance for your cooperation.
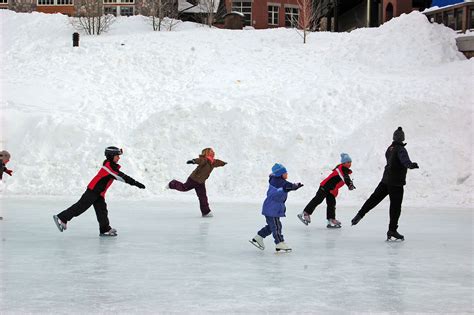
[53,146,145,237]
[168,148,226,217]
[0,150,13,180]
[297,153,355,228]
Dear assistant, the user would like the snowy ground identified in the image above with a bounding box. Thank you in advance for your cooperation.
[0,198,472,314]
[1,11,473,207]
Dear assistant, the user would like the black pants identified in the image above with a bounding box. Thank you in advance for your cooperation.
[357,182,404,231]
[57,189,111,234]
[303,187,336,220]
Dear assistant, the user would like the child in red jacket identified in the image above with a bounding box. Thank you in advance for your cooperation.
[53,146,145,236]
[297,153,355,228]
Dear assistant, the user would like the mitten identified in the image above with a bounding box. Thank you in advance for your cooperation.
[294,183,304,190]
[408,162,419,169]
[5,169,13,176]
[186,160,195,164]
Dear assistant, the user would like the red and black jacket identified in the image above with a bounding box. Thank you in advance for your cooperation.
[320,164,353,197]
[87,160,137,197]
[0,161,12,180]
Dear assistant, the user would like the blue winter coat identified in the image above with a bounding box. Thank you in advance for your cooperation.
[261,175,299,217]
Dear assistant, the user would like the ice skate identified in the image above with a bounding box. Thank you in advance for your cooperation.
[249,235,265,250]
[386,230,404,241]
[297,211,311,226]
[202,212,213,217]
[351,214,363,226]
[326,219,342,229]
[100,228,118,237]
[275,242,292,252]
[53,215,67,232]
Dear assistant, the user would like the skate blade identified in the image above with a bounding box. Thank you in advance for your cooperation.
[249,240,264,250]
[52,215,64,232]
[386,237,404,242]
[100,233,118,237]
[326,225,342,229]
[275,248,292,253]
[297,214,309,226]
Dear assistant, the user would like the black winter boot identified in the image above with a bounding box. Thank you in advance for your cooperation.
[351,214,363,226]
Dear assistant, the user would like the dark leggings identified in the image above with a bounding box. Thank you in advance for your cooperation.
[57,189,111,234]
[357,182,404,231]
[303,187,336,220]
[168,177,211,215]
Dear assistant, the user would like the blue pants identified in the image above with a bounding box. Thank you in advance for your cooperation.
[258,216,284,244]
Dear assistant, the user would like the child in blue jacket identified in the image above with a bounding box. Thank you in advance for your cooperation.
[249,163,303,252]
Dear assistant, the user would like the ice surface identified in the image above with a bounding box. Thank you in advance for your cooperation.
[1,198,472,313]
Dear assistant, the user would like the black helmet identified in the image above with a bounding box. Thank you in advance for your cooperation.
[105,146,123,159]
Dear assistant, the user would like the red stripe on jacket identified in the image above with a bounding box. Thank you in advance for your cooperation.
[320,164,351,197]
[87,161,121,197]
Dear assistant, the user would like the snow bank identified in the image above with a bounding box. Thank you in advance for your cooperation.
[0,11,472,207]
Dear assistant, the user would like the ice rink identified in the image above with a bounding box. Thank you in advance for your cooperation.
[0,198,472,314]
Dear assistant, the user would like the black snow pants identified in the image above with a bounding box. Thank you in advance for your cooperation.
[357,182,404,231]
[57,189,111,234]
[303,187,337,220]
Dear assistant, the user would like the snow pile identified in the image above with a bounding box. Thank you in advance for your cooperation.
[0,11,472,207]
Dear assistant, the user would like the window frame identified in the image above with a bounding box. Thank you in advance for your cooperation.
[37,0,73,5]
[268,5,279,26]
[284,5,299,28]
[232,1,252,26]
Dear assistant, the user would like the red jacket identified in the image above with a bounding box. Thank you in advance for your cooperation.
[320,164,353,197]
[87,160,137,197]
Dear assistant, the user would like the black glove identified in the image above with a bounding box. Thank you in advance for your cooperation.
[348,183,356,190]
[186,160,195,164]
[294,183,304,190]
[135,181,146,189]
[408,162,419,169]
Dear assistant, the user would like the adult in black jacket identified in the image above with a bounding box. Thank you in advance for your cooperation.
[351,127,419,240]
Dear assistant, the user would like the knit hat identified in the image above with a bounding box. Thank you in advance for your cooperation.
[271,163,287,177]
[393,127,405,142]
[0,150,11,162]
[340,153,352,164]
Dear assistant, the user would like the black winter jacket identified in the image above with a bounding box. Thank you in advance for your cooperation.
[381,141,413,186]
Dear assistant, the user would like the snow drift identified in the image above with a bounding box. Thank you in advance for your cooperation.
[0,11,472,207]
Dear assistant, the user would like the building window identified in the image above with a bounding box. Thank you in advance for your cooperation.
[37,0,73,4]
[455,9,463,30]
[104,6,117,15]
[104,5,134,16]
[0,0,8,4]
[37,0,73,5]
[470,9,474,30]
[119,5,134,16]
[285,7,298,27]
[103,0,134,3]
[232,1,252,26]
[446,10,455,29]
[268,5,279,26]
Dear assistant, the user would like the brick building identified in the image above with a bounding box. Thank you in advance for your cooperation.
[0,0,178,17]
[223,0,302,28]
